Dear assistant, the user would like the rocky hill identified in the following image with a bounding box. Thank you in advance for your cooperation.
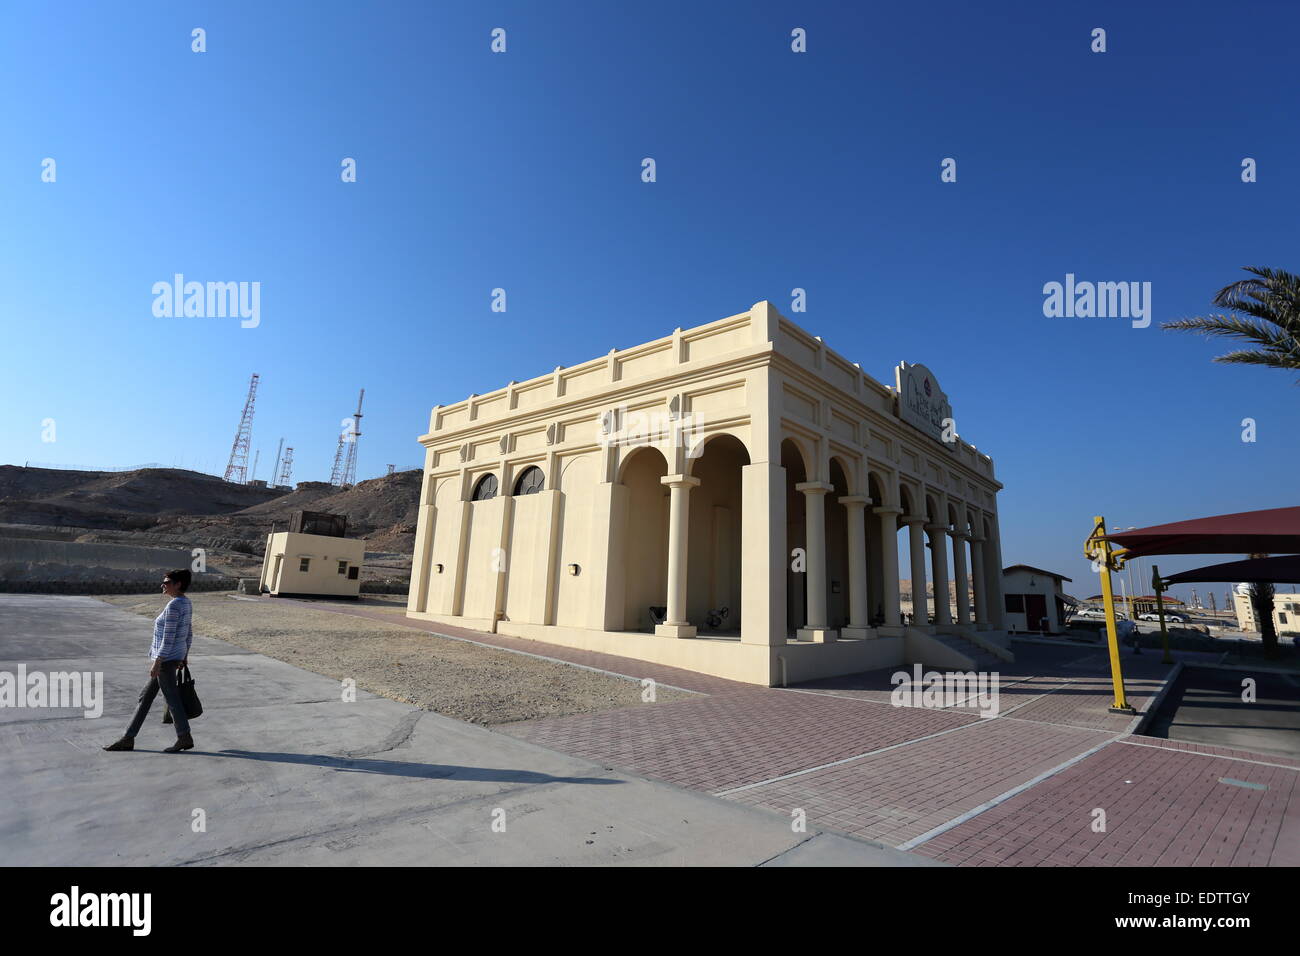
[0,465,286,529]
[0,465,423,578]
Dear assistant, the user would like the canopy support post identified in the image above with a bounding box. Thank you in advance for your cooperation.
[1152,564,1173,665]
[1085,515,1134,714]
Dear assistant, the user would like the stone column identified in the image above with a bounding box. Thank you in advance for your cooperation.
[926,523,952,626]
[987,517,1007,629]
[796,481,835,642]
[950,530,971,626]
[655,474,700,638]
[839,495,871,639]
[970,533,988,628]
[408,501,437,613]
[740,461,786,648]
[873,505,903,627]
[903,515,929,626]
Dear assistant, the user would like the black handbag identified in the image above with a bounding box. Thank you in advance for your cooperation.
[164,665,203,721]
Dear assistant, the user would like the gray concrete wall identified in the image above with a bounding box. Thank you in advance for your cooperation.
[0,538,191,569]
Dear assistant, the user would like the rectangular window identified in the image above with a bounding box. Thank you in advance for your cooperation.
[347,567,359,580]
[299,558,310,573]
[1280,612,1289,624]
[338,560,348,575]
[1005,594,1025,613]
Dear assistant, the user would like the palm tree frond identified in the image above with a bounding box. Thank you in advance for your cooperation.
[1161,313,1295,351]
[1213,266,1300,329]
[1211,349,1296,369]
[1165,266,1300,380]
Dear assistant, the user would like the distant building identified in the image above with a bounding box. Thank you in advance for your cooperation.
[1233,585,1300,634]
[1084,593,1186,616]
[1002,565,1071,633]
[259,511,363,598]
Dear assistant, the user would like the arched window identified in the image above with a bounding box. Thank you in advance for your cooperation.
[471,474,498,501]
[513,466,545,496]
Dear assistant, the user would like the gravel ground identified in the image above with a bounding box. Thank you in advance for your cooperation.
[98,592,695,725]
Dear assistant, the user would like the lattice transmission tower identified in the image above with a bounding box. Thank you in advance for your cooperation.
[270,438,284,486]
[224,373,259,483]
[276,447,294,487]
[329,389,364,488]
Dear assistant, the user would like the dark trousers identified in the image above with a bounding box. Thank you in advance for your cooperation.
[125,660,190,738]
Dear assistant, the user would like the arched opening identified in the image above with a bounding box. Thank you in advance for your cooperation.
[513,465,545,496]
[866,473,886,625]
[471,473,498,501]
[966,508,981,623]
[619,446,669,631]
[685,433,750,634]
[945,503,961,623]
[781,439,809,635]
[826,458,852,629]
[923,494,943,623]
[982,515,999,627]
[900,485,923,625]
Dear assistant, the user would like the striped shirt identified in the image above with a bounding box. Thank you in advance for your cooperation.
[150,596,193,661]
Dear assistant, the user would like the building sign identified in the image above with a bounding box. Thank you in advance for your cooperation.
[895,362,954,449]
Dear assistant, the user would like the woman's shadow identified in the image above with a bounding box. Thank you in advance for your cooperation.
[207,749,621,785]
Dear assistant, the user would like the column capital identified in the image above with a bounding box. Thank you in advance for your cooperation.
[902,514,927,526]
[924,523,949,534]
[660,474,701,490]
[969,534,986,544]
[873,505,903,517]
[839,494,871,508]
[795,481,834,495]
[948,529,971,541]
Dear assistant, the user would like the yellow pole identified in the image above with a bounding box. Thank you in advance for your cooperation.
[1085,515,1133,713]
[1152,565,1173,664]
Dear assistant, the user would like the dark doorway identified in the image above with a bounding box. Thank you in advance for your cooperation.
[1025,594,1048,632]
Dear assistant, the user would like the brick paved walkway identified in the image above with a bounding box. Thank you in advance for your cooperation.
[913,738,1300,866]
[260,598,1299,866]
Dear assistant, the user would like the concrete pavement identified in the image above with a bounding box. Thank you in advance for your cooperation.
[0,595,935,866]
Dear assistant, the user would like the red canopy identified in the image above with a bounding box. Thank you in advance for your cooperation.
[1107,506,1300,558]
[1163,554,1300,585]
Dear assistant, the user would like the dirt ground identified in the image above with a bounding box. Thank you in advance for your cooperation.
[99,592,695,725]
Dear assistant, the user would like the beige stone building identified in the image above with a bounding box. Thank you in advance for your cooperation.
[1233,586,1300,634]
[260,531,364,598]
[406,301,1010,685]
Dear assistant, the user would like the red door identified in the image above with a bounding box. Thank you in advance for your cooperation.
[1025,594,1048,632]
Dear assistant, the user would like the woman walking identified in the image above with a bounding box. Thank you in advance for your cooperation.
[103,569,196,753]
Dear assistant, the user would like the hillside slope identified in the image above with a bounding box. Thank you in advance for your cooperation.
[0,465,286,529]
[0,465,422,563]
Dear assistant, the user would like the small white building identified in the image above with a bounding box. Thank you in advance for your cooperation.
[1001,565,1071,634]
[259,531,365,598]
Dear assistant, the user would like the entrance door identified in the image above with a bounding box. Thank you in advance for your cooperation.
[1025,594,1048,632]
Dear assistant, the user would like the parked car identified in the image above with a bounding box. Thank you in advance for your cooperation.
[1138,612,1185,623]
[1072,607,1126,621]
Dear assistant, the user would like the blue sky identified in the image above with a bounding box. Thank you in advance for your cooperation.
[2,0,1296,598]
